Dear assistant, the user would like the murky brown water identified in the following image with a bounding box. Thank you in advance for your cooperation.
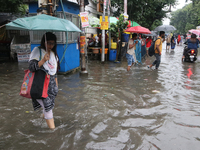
[1,43,200,150]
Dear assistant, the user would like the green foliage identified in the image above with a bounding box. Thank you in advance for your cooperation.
[111,0,176,30]
[109,23,119,38]
[0,0,28,15]
[170,1,200,34]
[109,14,128,38]
[150,20,163,31]
[116,14,129,32]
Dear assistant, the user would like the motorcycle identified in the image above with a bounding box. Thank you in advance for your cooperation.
[183,42,197,62]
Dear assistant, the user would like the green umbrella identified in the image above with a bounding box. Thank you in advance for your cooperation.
[6,14,81,32]
[6,14,81,64]
[110,17,118,24]
[131,21,140,27]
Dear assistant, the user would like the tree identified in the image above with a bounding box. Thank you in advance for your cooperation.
[0,0,27,15]
[170,1,200,34]
[109,14,128,61]
[111,0,176,30]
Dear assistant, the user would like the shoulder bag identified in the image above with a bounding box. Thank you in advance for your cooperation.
[19,48,50,99]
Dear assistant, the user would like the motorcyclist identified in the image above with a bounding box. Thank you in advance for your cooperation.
[182,34,199,61]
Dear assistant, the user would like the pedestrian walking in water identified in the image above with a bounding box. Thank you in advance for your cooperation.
[29,32,59,129]
[166,34,171,51]
[126,33,138,71]
[171,36,176,51]
[177,34,181,46]
[148,31,165,70]
[146,36,152,56]
[180,35,184,46]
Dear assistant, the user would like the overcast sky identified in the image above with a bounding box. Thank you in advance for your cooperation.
[163,0,192,25]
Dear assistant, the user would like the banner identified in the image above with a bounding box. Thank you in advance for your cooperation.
[101,22,109,30]
[80,36,86,54]
[100,16,108,25]
[80,12,89,28]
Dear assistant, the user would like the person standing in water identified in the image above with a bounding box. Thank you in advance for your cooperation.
[171,36,176,51]
[166,34,171,51]
[126,33,138,71]
[148,31,165,70]
[146,36,152,56]
[29,32,59,129]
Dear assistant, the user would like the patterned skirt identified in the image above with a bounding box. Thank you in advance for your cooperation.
[32,75,58,112]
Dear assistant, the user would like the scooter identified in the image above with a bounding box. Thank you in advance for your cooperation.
[183,46,197,62]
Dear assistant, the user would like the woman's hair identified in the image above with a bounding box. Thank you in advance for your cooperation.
[132,33,137,38]
[40,32,60,71]
[40,32,57,53]
[191,34,197,38]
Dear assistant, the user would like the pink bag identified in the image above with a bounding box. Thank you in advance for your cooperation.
[20,70,34,98]
[20,69,50,99]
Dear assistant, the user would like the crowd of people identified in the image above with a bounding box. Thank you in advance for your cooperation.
[87,32,108,48]
[87,30,199,72]
[126,32,199,71]
[165,33,185,51]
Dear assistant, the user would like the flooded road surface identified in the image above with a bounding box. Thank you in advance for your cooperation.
[1,43,200,150]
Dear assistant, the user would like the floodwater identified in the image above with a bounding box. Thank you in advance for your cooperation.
[1,42,200,150]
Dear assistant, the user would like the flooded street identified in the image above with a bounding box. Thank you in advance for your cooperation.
[1,43,200,150]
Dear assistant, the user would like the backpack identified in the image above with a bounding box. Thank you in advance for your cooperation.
[148,38,161,57]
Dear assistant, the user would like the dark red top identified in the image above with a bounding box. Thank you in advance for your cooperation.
[146,38,152,48]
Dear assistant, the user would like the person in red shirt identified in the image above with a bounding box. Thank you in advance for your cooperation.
[146,36,152,56]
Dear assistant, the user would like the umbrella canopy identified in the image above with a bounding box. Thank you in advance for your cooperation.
[143,31,157,36]
[127,21,140,27]
[110,17,118,24]
[125,26,151,34]
[188,29,200,36]
[6,14,81,32]
[154,25,176,32]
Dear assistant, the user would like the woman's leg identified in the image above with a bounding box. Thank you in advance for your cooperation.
[37,99,55,129]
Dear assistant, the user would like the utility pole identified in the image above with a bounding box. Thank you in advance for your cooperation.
[108,0,111,53]
[80,0,88,74]
[124,0,127,15]
[101,0,106,62]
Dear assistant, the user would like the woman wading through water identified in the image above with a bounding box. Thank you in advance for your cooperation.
[29,32,59,129]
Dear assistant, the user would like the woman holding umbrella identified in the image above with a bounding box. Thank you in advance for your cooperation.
[29,32,59,129]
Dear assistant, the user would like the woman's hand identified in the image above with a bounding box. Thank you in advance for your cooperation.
[43,53,50,62]
[38,53,49,67]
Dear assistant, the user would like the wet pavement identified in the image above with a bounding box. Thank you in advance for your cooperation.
[1,42,200,150]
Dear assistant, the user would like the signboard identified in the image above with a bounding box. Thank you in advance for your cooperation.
[101,22,109,30]
[80,12,89,28]
[100,16,108,25]
[17,52,30,62]
[80,36,86,54]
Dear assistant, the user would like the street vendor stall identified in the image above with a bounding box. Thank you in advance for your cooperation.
[6,14,81,73]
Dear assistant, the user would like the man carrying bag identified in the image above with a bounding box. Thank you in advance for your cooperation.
[148,31,165,70]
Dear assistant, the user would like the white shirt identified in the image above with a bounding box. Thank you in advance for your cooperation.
[29,47,58,75]
[95,36,99,43]
[127,39,136,55]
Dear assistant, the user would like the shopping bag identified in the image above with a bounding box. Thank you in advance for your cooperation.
[20,69,50,99]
